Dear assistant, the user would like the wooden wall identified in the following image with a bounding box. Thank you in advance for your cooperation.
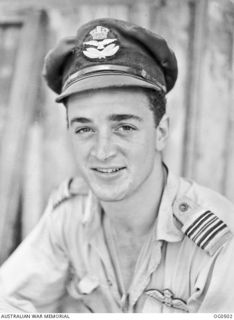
[0,0,234,263]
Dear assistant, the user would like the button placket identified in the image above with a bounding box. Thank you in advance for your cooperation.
[89,240,120,303]
[128,240,163,310]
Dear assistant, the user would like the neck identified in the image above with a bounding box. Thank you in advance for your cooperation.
[100,161,166,237]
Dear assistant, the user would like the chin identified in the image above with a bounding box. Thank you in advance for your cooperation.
[91,186,128,202]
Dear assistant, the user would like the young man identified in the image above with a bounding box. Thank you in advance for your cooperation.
[0,18,234,313]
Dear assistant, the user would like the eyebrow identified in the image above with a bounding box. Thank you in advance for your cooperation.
[108,114,142,122]
[70,117,91,126]
[70,114,143,126]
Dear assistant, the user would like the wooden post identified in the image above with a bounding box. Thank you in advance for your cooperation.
[129,1,152,28]
[223,16,234,201]
[0,10,48,264]
[22,123,44,239]
[182,0,208,178]
[109,4,129,20]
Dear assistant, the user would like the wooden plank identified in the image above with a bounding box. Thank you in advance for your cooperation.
[52,3,130,39]
[0,26,20,107]
[108,4,129,20]
[222,11,234,201]
[0,27,8,138]
[78,5,95,25]
[0,10,48,264]
[148,0,191,176]
[182,0,208,178]
[22,123,43,238]
[89,3,129,20]
[40,102,76,206]
[0,20,21,25]
[129,1,151,28]
[92,4,109,19]
[0,10,24,25]
[0,0,156,8]
[0,25,21,180]
[193,1,232,192]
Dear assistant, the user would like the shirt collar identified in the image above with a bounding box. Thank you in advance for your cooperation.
[155,168,184,243]
[84,167,184,243]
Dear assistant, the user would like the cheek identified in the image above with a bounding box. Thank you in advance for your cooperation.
[71,137,90,161]
[131,134,156,157]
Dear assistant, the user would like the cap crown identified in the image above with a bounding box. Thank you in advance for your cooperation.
[43,18,178,101]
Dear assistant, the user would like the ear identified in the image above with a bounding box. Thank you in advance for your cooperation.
[155,114,169,151]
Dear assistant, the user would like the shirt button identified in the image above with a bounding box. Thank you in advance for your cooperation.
[78,276,99,294]
[179,202,189,212]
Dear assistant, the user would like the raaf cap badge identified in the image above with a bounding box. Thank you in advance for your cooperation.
[82,25,120,60]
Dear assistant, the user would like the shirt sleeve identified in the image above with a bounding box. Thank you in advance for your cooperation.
[0,197,70,313]
[188,236,234,313]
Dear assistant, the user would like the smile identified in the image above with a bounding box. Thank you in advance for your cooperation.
[92,167,126,174]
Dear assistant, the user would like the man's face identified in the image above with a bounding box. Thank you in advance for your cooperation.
[67,88,167,202]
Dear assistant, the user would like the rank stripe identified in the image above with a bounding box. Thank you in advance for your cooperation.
[185,211,212,237]
[196,220,223,246]
[182,208,231,254]
[205,228,232,255]
[200,223,227,249]
[191,215,218,242]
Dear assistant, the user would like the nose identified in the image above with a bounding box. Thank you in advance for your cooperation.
[91,132,116,161]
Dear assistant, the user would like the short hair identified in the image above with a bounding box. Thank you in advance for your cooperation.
[64,87,166,128]
[140,88,167,127]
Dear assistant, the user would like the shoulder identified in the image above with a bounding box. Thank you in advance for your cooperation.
[180,178,234,229]
[173,177,234,256]
[42,177,92,241]
[48,176,89,211]
[43,176,91,227]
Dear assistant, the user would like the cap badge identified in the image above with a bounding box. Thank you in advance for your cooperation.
[82,26,120,60]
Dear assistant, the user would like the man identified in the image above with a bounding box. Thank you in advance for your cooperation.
[0,18,234,313]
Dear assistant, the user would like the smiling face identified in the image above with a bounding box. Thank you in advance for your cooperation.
[67,88,168,202]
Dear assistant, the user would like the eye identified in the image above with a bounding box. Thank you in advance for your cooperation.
[115,124,137,133]
[74,127,95,135]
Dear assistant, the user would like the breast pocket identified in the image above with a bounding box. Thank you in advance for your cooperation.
[66,274,121,312]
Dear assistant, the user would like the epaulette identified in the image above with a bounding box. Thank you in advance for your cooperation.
[50,177,89,210]
[173,196,233,256]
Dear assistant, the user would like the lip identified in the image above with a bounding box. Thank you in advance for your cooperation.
[91,166,126,175]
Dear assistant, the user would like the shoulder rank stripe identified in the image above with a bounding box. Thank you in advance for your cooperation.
[183,210,231,254]
[199,223,226,249]
[192,216,218,241]
[185,211,212,237]
[185,211,223,242]
[173,198,233,256]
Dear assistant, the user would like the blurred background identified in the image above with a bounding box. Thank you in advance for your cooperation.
[0,0,234,264]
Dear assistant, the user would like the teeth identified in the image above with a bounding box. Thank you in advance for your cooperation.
[95,167,123,173]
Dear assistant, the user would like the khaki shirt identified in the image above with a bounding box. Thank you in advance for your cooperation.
[0,170,234,313]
